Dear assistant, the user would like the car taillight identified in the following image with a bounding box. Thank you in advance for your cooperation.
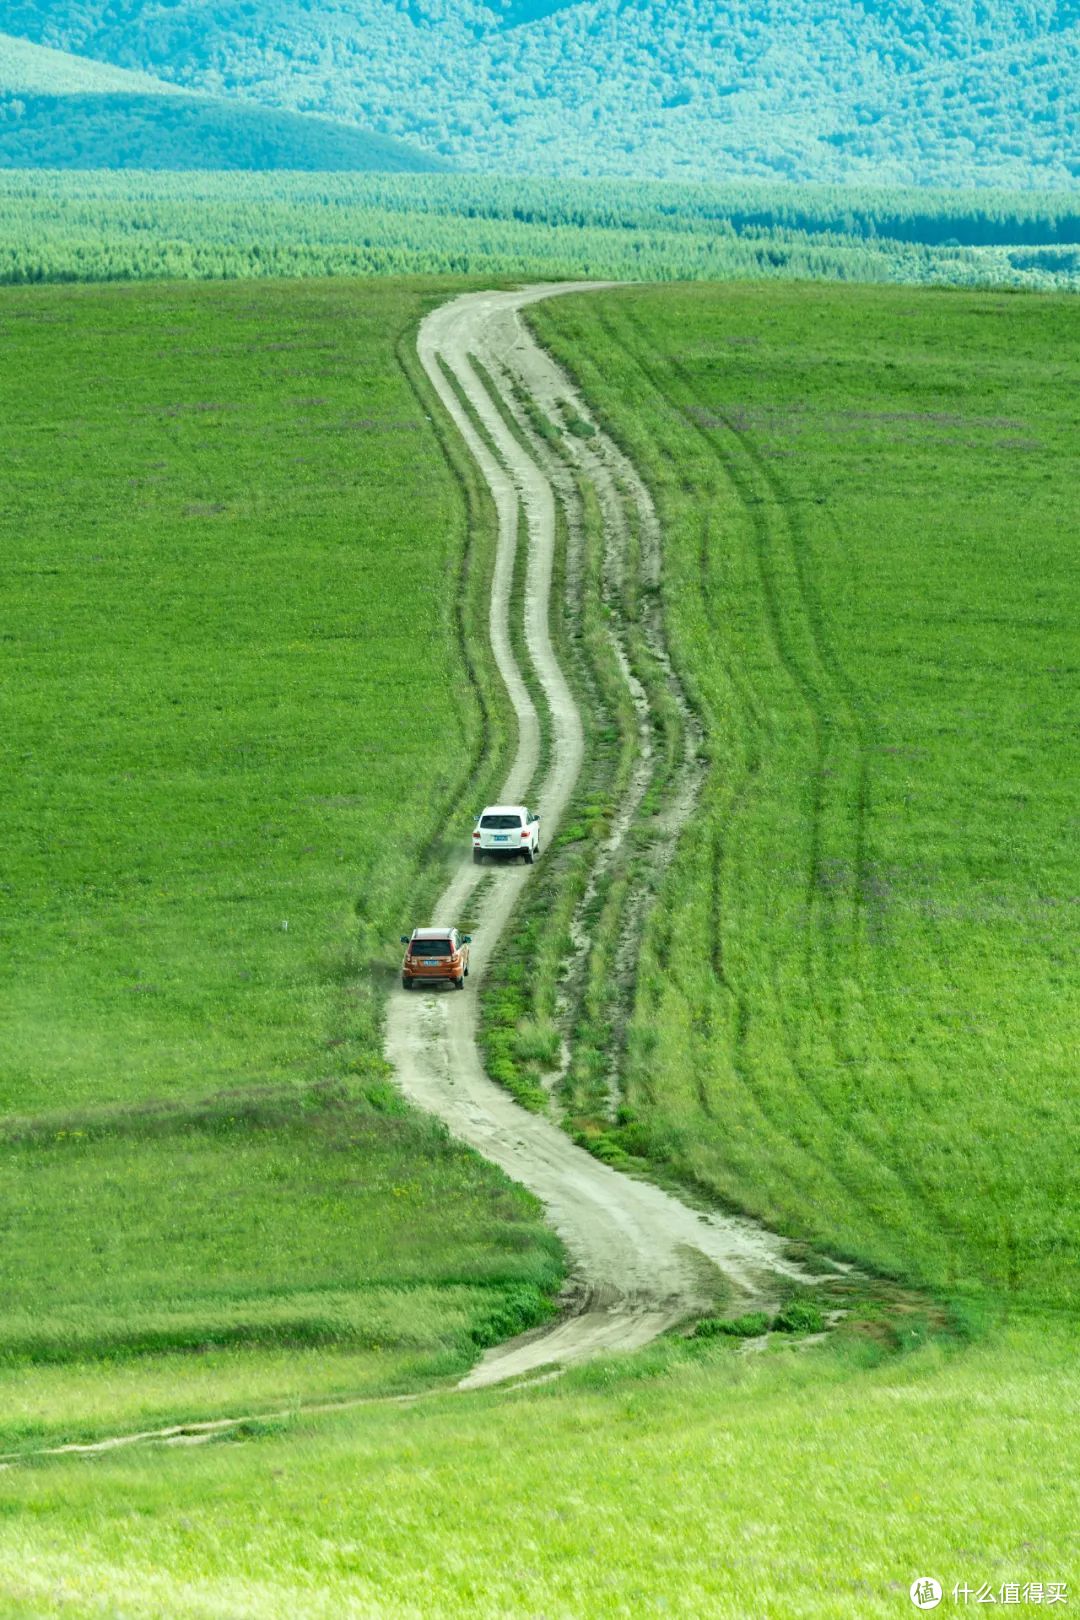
[473,830,480,840]
[521,829,529,838]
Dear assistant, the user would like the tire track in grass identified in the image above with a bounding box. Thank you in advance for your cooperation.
[473,328,703,1126]
[553,298,810,1196]
[684,369,965,1247]
[611,302,962,1249]
[536,298,932,1266]
[585,301,861,1218]
[605,303,946,1248]
[662,338,915,1229]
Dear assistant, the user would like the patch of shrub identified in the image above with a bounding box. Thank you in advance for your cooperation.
[693,1312,771,1339]
[771,1299,826,1335]
[470,1283,555,1348]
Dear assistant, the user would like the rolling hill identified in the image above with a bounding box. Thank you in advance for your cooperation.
[0,28,178,94]
[3,0,1077,186]
[0,264,1075,1620]
[0,31,447,170]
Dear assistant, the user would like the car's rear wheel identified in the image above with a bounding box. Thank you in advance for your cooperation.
[522,846,534,865]
[455,975,465,990]
[402,977,411,990]
[472,848,483,864]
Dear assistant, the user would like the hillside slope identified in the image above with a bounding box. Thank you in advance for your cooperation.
[0,31,446,171]
[0,29,177,95]
[6,0,1077,185]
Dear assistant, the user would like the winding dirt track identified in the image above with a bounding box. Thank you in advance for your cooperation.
[389,285,809,1389]
[0,285,813,1470]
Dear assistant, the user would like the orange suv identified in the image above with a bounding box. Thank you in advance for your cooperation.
[400,927,471,991]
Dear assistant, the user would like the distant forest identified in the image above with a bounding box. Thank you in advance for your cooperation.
[6,0,1077,188]
[1,174,1076,290]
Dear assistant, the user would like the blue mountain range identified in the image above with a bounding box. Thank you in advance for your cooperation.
[1,1,1075,184]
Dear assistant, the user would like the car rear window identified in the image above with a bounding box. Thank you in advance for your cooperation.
[480,813,522,829]
[411,939,452,956]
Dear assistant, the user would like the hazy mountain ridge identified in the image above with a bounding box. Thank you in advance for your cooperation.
[0,28,180,94]
[0,92,452,171]
[3,0,1077,184]
[0,30,448,170]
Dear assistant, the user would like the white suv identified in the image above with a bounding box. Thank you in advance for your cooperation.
[473,804,541,865]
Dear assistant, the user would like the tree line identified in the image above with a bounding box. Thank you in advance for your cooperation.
[0,172,1075,291]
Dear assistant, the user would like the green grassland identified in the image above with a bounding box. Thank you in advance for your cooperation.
[528,282,1079,1316]
[0,1085,561,1451]
[2,277,485,1116]
[1,1322,1076,1617]
[1,275,1077,1614]
[0,276,561,1446]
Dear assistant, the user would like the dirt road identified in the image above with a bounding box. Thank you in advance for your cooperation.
[387,286,810,1389]
[0,286,812,1471]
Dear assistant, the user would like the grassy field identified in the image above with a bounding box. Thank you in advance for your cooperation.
[1,275,1076,1615]
[530,281,1079,1315]
[0,276,562,1446]
[0,1084,562,1451]
[0,1321,1075,1617]
[2,276,502,1117]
